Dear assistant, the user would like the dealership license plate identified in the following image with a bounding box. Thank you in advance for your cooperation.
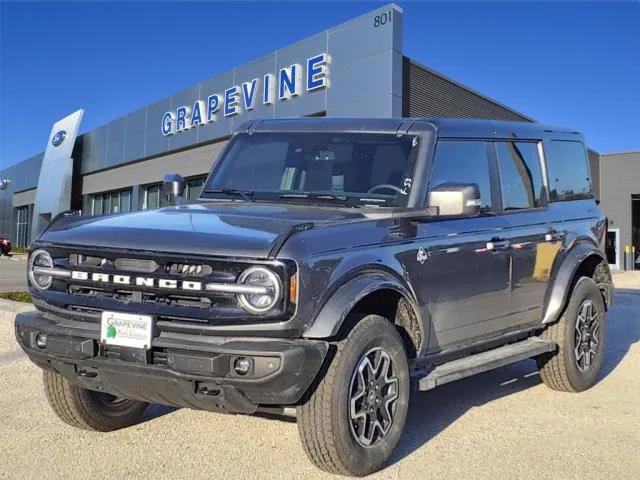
[100,311,153,349]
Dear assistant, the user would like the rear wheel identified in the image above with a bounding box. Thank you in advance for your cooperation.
[297,315,410,476]
[537,277,606,392]
[43,371,148,431]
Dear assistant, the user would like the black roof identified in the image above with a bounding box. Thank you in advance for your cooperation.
[241,117,583,141]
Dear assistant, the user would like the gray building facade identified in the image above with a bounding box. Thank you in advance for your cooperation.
[4,3,632,269]
[598,151,640,270]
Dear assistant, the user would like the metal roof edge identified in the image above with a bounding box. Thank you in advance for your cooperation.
[600,149,640,157]
[404,57,536,123]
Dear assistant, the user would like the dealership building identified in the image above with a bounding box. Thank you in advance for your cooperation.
[0,4,636,269]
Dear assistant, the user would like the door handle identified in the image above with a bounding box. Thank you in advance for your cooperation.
[545,228,566,242]
[486,238,511,251]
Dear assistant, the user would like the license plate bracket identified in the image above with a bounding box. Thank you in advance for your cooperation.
[100,311,154,350]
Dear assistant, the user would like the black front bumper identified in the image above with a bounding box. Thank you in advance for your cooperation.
[15,311,329,414]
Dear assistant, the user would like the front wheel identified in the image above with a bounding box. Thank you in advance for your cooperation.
[43,371,148,431]
[537,277,606,392]
[297,315,410,476]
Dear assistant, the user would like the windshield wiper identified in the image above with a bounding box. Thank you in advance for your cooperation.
[280,192,358,207]
[205,188,255,202]
[280,192,347,200]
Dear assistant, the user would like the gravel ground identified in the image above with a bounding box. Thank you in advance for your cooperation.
[0,273,638,480]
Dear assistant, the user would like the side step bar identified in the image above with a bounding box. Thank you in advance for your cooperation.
[418,337,556,391]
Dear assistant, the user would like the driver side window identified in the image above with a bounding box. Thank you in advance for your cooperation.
[429,140,493,212]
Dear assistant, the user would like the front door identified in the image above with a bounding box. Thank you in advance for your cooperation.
[415,139,512,353]
[416,216,512,353]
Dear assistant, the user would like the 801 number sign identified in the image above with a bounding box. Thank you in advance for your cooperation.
[373,10,392,28]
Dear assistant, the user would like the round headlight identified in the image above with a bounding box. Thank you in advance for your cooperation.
[28,249,54,290]
[237,266,282,314]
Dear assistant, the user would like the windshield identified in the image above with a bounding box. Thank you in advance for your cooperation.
[203,132,420,207]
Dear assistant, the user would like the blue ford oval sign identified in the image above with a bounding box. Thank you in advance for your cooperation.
[52,130,67,147]
[0,177,9,191]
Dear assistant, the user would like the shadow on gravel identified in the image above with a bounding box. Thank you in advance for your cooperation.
[598,288,640,380]
[140,404,179,423]
[253,411,298,424]
[140,404,300,425]
[388,287,640,468]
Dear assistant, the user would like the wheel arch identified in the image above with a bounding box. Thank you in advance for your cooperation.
[542,241,613,325]
[303,272,424,357]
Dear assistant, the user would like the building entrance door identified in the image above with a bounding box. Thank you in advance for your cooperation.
[15,205,33,248]
[606,228,620,270]
[632,195,640,269]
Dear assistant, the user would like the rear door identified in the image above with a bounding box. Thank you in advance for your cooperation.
[493,140,557,327]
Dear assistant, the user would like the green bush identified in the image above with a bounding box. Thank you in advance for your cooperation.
[0,292,32,303]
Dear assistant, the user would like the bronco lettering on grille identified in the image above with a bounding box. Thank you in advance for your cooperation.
[71,271,203,291]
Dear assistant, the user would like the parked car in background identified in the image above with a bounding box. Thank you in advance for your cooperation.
[0,237,11,257]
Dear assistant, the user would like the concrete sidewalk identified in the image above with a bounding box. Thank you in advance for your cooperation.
[0,254,28,292]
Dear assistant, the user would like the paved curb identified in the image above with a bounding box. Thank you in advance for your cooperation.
[2,254,28,262]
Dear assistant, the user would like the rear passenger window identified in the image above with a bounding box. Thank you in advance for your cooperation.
[430,140,493,212]
[496,142,544,210]
[546,140,593,201]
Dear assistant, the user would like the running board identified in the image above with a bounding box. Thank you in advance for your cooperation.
[418,337,556,391]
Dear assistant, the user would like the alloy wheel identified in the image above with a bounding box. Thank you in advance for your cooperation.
[348,347,399,447]
[574,299,600,372]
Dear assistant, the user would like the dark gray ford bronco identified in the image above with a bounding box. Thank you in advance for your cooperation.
[16,118,613,476]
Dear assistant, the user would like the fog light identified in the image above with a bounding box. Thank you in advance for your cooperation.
[233,357,251,376]
[35,334,47,349]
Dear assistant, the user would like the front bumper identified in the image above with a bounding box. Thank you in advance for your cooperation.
[15,311,329,414]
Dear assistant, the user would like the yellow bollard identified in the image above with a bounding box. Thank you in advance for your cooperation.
[625,245,630,270]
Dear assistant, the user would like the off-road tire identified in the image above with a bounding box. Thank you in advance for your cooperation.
[537,277,606,392]
[297,315,410,476]
[43,371,148,431]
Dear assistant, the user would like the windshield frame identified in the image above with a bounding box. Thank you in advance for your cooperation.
[200,130,424,208]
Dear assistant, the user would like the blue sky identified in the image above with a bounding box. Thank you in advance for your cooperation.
[1,1,638,169]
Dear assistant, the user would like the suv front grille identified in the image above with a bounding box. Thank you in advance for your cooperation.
[114,258,159,273]
[166,262,212,276]
[67,285,225,309]
[34,245,294,325]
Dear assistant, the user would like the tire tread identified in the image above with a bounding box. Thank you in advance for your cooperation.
[297,316,408,476]
[537,277,604,393]
[43,371,147,431]
[298,337,348,474]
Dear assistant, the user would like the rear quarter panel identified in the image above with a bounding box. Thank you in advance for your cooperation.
[541,199,609,324]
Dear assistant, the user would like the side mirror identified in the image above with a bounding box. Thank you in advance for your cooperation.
[428,182,482,217]
[162,173,185,206]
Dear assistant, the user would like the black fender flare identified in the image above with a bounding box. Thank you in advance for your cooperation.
[542,241,612,324]
[303,272,422,341]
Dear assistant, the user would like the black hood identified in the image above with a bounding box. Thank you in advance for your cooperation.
[38,202,371,258]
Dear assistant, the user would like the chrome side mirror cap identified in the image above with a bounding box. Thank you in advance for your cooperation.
[428,182,482,217]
